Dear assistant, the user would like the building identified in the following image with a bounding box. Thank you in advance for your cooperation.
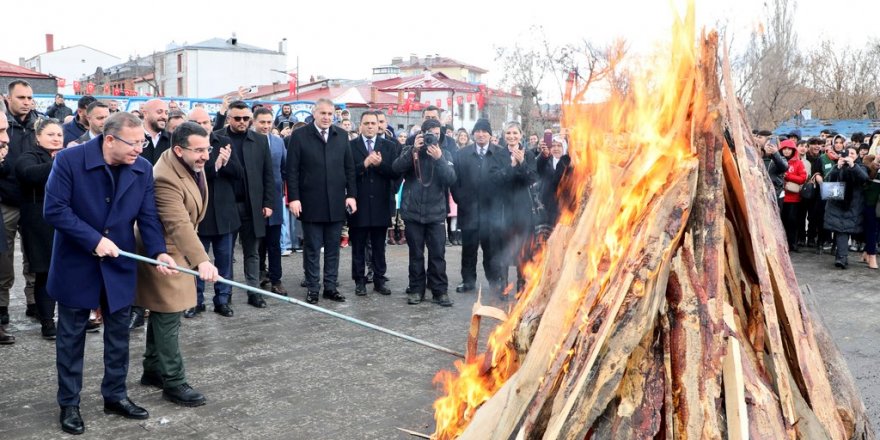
[22,34,120,95]
[389,54,488,83]
[0,59,56,95]
[154,36,286,98]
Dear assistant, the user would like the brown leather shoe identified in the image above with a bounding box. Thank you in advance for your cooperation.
[270,282,288,296]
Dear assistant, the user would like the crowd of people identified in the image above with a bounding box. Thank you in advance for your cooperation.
[755,128,880,269]
[0,80,573,434]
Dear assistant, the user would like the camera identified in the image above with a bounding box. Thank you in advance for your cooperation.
[423,132,438,146]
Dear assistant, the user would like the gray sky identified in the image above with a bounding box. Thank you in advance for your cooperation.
[4,0,878,101]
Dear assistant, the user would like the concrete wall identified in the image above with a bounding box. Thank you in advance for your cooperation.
[24,46,120,95]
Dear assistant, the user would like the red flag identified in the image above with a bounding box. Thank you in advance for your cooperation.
[56,78,66,88]
[86,82,95,94]
[388,107,395,115]
[73,81,81,94]
[436,99,441,108]
[113,86,121,96]
[103,83,110,94]
[456,95,463,105]
[466,93,473,103]
[447,97,453,107]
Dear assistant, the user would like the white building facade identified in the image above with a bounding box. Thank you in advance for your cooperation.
[23,45,120,94]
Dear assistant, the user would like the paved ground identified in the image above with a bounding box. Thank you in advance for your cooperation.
[0,242,877,439]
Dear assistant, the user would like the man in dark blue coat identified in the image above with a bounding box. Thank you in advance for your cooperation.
[348,111,397,296]
[286,98,357,305]
[44,112,177,435]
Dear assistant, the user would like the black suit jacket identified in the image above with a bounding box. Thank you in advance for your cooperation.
[140,130,171,165]
[536,154,571,225]
[222,127,275,238]
[286,124,356,223]
[348,136,397,228]
[198,131,244,236]
[451,143,506,231]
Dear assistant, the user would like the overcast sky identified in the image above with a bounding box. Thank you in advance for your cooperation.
[4,0,878,100]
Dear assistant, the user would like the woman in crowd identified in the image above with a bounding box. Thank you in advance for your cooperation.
[824,146,868,268]
[16,118,64,339]
[536,136,572,227]
[861,155,880,269]
[455,128,470,149]
[491,121,537,295]
[779,140,806,252]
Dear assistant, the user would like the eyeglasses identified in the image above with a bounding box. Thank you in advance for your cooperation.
[182,146,213,154]
[114,136,148,149]
[231,116,251,122]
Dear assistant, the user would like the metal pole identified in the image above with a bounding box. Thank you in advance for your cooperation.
[118,250,464,359]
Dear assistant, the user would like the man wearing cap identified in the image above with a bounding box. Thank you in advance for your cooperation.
[451,118,506,295]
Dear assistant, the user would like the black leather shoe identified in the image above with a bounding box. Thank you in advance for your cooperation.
[455,283,475,293]
[140,371,163,388]
[0,327,14,345]
[306,291,319,304]
[60,405,84,435]
[355,282,367,296]
[41,319,57,340]
[26,303,37,318]
[194,304,206,313]
[163,383,206,407]
[128,309,145,329]
[247,295,268,308]
[0,306,8,325]
[86,320,101,333]
[407,292,423,305]
[183,308,197,318]
[103,397,149,420]
[300,280,308,288]
[374,284,391,295]
[323,290,346,302]
[432,293,454,307]
[213,304,234,317]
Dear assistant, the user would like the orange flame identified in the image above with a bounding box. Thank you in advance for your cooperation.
[432,3,701,438]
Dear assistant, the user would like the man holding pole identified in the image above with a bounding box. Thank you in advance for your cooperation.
[44,112,177,435]
[134,122,218,407]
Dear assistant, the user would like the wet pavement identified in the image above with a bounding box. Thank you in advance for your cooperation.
[0,242,877,439]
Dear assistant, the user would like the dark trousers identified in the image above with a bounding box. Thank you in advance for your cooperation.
[835,232,851,261]
[807,199,828,245]
[781,202,799,248]
[56,290,130,406]
[143,311,186,388]
[350,226,387,284]
[34,271,55,321]
[864,204,879,255]
[259,224,283,284]
[796,200,809,244]
[460,227,497,287]
[302,221,344,291]
[197,233,234,306]
[404,220,448,293]
[237,206,262,292]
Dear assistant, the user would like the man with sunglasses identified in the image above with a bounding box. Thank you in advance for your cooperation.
[220,101,275,308]
[44,111,177,434]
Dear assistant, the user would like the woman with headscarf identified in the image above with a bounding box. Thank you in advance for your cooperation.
[536,135,572,227]
[824,146,869,268]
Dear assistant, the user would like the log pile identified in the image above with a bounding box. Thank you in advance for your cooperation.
[431,10,875,440]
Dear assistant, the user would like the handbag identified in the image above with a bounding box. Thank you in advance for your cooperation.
[800,181,815,200]
[784,181,802,193]
[820,181,846,200]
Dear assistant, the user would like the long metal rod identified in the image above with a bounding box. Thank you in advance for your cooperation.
[118,250,464,358]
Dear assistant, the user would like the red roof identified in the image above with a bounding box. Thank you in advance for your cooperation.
[0,59,54,79]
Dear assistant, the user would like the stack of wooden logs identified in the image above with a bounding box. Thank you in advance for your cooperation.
[436,31,875,440]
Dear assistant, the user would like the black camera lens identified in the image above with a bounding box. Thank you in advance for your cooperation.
[423,133,437,146]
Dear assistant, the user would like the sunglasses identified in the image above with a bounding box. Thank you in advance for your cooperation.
[231,116,251,122]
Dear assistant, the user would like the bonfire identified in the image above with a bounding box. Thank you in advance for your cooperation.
[431,4,874,440]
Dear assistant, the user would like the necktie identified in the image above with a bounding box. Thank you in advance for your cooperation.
[366,139,373,153]
[479,146,486,157]
[321,129,327,142]
[195,171,206,200]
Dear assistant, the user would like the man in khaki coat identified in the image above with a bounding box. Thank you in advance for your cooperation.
[135,122,221,407]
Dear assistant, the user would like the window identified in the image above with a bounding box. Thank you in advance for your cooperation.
[176,54,183,73]
[177,78,183,96]
[469,104,476,120]
[457,103,464,118]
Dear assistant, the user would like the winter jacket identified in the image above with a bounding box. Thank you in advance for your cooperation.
[765,151,788,198]
[823,163,868,234]
[2,110,40,206]
[392,145,456,224]
[782,156,807,203]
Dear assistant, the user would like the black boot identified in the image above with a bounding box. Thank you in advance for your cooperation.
[41,319,57,340]
[0,306,8,325]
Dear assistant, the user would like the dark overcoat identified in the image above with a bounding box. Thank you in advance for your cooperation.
[220,126,275,238]
[198,131,243,236]
[285,123,356,223]
[43,136,167,313]
[15,146,54,272]
[348,136,397,228]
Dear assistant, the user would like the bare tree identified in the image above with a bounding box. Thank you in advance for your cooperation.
[494,32,552,136]
[806,40,880,119]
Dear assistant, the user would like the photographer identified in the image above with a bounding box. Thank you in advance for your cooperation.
[392,119,456,307]
[824,146,868,269]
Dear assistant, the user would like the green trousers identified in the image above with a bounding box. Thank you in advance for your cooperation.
[143,311,186,388]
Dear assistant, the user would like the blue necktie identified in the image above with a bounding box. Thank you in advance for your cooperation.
[366,139,373,153]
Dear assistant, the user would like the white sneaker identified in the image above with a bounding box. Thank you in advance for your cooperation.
[281,249,293,256]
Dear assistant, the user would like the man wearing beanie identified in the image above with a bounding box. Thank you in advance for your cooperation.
[451,118,505,295]
[392,119,456,306]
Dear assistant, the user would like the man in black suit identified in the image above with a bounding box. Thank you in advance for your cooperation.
[287,98,357,305]
[185,108,243,318]
[349,111,397,296]
[222,101,275,309]
[451,118,505,295]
